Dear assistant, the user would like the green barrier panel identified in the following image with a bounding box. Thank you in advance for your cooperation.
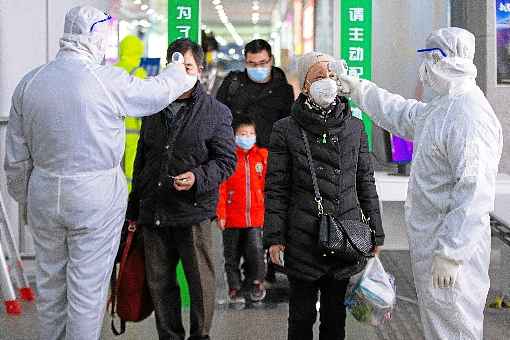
[177,262,190,307]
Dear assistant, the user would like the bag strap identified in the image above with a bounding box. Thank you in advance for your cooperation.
[110,223,137,336]
[300,128,324,216]
[227,73,241,101]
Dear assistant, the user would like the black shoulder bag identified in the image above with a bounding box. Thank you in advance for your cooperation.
[301,128,375,263]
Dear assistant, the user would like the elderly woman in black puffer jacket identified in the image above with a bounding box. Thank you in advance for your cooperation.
[263,52,385,340]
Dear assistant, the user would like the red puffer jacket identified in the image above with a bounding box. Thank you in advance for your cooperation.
[217,145,268,228]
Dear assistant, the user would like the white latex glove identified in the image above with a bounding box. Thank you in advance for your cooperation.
[159,52,198,103]
[431,255,462,289]
[337,73,362,96]
[328,60,348,79]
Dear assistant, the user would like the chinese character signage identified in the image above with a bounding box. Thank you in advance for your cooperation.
[340,0,373,149]
[497,0,510,83]
[168,0,200,43]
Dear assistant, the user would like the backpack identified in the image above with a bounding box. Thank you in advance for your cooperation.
[109,223,153,335]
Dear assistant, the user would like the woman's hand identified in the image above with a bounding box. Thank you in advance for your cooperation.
[269,244,285,265]
[372,246,383,256]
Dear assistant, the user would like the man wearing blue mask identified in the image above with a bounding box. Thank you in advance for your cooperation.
[217,39,294,149]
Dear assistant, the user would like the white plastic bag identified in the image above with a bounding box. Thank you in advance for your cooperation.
[345,256,396,326]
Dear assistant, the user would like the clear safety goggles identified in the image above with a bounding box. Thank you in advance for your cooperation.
[89,11,113,33]
[417,47,447,64]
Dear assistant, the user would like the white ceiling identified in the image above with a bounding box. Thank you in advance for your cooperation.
[119,0,279,45]
[201,0,275,25]
[202,0,278,45]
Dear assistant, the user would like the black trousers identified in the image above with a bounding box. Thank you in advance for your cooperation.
[288,275,350,340]
[222,228,265,290]
[143,220,215,340]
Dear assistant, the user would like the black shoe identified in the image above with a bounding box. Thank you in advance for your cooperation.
[250,281,267,302]
[228,289,246,310]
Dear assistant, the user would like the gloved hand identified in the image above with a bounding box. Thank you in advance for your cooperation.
[431,255,462,288]
[328,60,348,79]
[337,73,362,96]
[159,52,198,103]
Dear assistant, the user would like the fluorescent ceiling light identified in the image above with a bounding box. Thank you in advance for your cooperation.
[216,36,227,46]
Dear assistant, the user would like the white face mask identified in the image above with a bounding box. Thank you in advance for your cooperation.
[418,61,430,87]
[418,60,448,95]
[309,78,338,108]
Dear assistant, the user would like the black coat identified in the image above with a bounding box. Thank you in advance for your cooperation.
[126,83,236,227]
[263,95,385,282]
[216,67,294,148]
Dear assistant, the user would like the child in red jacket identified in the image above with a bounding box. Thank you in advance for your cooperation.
[217,116,267,305]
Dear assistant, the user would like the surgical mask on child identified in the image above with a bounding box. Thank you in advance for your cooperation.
[236,135,256,150]
[309,78,338,108]
[247,67,271,82]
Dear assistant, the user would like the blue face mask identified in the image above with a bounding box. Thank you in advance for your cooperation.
[236,136,256,150]
[246,67,271,82]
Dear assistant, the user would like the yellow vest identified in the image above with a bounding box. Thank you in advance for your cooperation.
[116,35,147,192]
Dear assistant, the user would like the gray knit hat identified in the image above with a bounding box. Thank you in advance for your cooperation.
[297,51,335,89]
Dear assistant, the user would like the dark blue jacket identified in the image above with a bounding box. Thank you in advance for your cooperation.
[126,83,236,227]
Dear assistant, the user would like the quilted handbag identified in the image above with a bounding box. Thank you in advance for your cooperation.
[301,128,375,263]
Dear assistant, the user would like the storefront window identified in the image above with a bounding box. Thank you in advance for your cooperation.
[497,0,510,84]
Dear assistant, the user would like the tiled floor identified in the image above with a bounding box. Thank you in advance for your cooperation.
[2,202,510,340]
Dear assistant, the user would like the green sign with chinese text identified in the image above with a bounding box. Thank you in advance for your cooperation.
[168,0,200,43]
[340,0,373,149]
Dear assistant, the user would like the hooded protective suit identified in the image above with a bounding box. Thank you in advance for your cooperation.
[4,6,196,340]
[340,27,502,339]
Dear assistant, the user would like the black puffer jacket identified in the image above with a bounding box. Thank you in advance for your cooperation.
[216,67,294,148]
[263,95,384,282]
[126,83,236,227]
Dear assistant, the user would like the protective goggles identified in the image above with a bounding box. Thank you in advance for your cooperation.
[89,11,113,33]
[417,47,447,64]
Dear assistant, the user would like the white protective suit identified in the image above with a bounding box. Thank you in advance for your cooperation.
[4,6,196,340]
[343,28,502,339]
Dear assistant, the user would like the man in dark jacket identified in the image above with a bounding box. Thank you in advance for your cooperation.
[126,39,236,340]
[216,39,294,148]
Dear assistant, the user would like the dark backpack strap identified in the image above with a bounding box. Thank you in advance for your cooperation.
[226,73,241,102]
[300,128,324,215]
